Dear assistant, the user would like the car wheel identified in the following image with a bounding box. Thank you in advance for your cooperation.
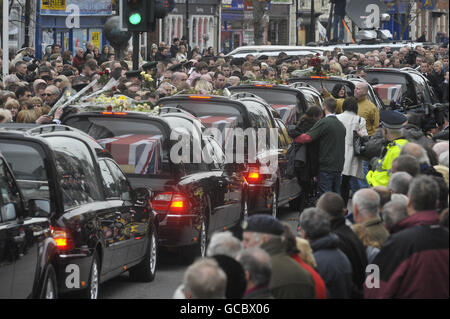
[129,226,158,282]
[39,264,58,299]
[82,251,100,299]
[271,190,278,218]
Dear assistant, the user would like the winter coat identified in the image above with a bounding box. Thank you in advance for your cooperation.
[402,123,434,148]
[310,233,354,299]
[330,217,368,299]
[428,71,445,101]
[357,97,379,136]
[333,0,347,17]
[337,111,368,178]
[243,286,274,299]
[261,237,316,299]
[291,254,327,299]
[361,127,385,164]
[362,216,390,246]
[287,117,320,181]
[365,210,449,299]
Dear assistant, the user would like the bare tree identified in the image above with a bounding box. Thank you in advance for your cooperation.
[252,0,270,45]
[391,0,424,40]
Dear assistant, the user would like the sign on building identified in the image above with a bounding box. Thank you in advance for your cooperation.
[346,0,389,29]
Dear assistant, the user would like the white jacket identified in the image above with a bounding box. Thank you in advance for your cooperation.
[336,111,368,178]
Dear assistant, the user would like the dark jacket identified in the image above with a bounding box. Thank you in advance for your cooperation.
[330,217,368,299]
[428,71,445,101]
[287,117,320,180]
[333,0,347,16]
[310,233,353,299]
[295,115,346,173]
[261,237,316,299]
[243,286,274,299]
[402,123,434,148]
[365,210,449,299]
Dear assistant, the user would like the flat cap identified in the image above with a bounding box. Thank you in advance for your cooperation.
[142,61,158,70]
[380,110,407,129]
[125,70,142,78]
[168,63,183,72]
[242,214,284,235]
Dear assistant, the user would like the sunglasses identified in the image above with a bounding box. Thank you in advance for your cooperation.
[42,93,56,97]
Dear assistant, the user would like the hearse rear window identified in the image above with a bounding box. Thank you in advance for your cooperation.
[65,117,168,176]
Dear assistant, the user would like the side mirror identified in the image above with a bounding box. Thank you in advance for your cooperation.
[28,199,51,217]
[134,187,153,205]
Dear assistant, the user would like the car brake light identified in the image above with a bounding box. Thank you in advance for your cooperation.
[247,167,262,183]
[254,84,273,88]
[310,76,330,79]
[50,226,74,251]
[101,112,128,116]
[189,95,211,99]
[152,192,190,214]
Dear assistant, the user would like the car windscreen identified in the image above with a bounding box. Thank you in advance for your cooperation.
[0,140,49,202]
[365,72,410,106]
[159,100,245,128]
[293,79,353,97]
[64,116,169,176]
[230,88,298,106]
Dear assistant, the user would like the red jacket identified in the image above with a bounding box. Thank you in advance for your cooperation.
[291,254,327,299]
[365,210,449,299]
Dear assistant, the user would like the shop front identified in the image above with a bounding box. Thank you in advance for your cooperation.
[36,0,112,59]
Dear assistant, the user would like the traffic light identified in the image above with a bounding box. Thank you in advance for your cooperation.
[148,0,175,31]
[122,0,149,32]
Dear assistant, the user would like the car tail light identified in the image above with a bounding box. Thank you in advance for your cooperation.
[101,112,128,116]
[189,95,211,99]
[152,192,190,214]
[246,166,263,184]
[254,84,273,88]
[50,226,75,251]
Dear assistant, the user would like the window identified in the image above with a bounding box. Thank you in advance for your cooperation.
[0,141,49,202]
[99,160,120,199]
[46,137,102,210]
[105,160,132,201]
[0,160,20,222]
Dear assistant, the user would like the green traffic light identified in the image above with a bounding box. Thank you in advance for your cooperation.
[129,13,142,25]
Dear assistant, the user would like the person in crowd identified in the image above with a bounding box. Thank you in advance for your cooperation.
[283,223,327,299]
[354,82,379,137]
[181,258,227,299]
[366,110,408,187]
[372,185,392,208]
[72,47,86,71]
[293,98,346,197]
[400,142,443,177]
[241,214,316,299]
[236,248,274,299]
[205,232,246,299]
[365,175,449,298]
[402,112,434,148]
[316,192,368,298]
[287,106,322,209]
[388,172,412,195]
[391,154,420,177]
[337,97,368,205]
[352,188,390,246]
[381,198,409,234]
[299,207,353,298]
[351,223,382,264]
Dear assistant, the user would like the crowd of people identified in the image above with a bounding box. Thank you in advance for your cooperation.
[1,39,449,124]
[0,39,449,298]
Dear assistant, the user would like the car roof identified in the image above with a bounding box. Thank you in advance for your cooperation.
[319,41,423,53]
[0,124,105,155]
[226,45,327,58]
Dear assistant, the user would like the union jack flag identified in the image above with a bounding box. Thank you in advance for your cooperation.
[199,115,238,148]
[271,104,297,125]
[373,84,402,106]
[98,134,163,175]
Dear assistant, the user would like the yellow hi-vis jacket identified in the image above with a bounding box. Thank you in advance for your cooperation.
[366,138,409,187]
